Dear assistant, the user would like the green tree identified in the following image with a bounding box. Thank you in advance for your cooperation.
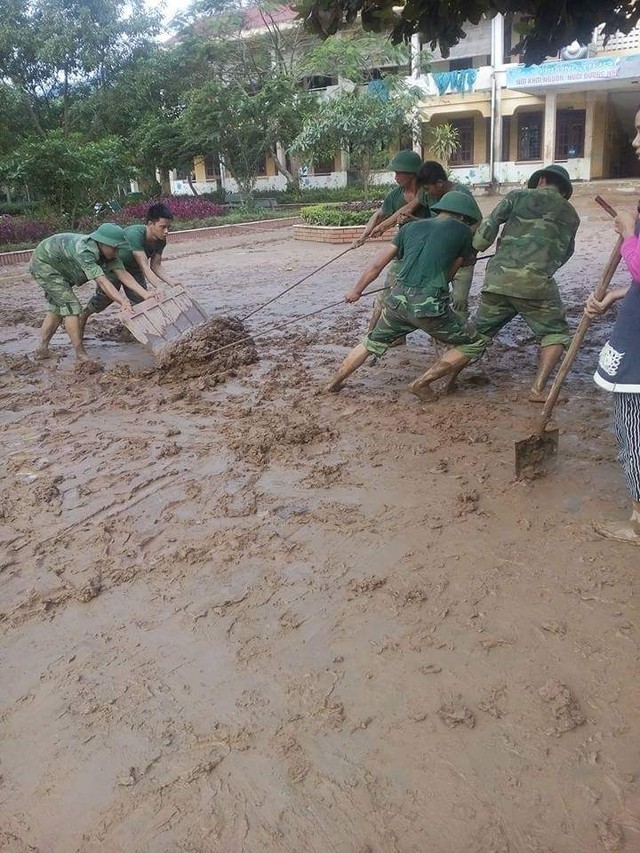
[0,0,160,138]
[0,131,134,221]
[423,122,460,168]
[182,75,314,202]
[298,30,411,83]
[296,0,639,65]
[292,82,419,195]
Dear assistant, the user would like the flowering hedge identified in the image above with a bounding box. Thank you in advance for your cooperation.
[0,214,60,247]
[75,196,229,232]
[117,196,228,221]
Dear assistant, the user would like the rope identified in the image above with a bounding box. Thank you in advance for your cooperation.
[197,286,387,362]
[241,245,355,321]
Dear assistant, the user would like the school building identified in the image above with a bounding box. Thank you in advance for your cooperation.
[417,17,640,188]
[170,12,640,195]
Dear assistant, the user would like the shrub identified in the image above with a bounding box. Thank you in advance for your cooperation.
[0,201,44,216]
[252,184,395,204]
[119,195,228,221]
[0,215,60,247]
[299,202,380,226]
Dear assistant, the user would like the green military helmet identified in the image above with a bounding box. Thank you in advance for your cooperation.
[89,222,128,247]
[430,190,481,224]
[387,149,422,174]
[527,164,573,199]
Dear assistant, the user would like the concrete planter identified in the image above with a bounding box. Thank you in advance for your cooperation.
[293,224,396,244]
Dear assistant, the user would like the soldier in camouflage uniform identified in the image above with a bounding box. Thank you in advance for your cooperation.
[460,164,580,401]
[351,151,431,335]
[79,202,177,338]
[418,162,481,322]
[30,223,152,362]
[372,161,482,322]
[326,192,488,401]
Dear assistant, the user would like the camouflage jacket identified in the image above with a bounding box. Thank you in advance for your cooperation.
[31,233,124,286]
[472,187,580,300]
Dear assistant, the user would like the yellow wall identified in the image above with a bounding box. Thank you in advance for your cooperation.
[193,155,206,183]
[193,153,275,180]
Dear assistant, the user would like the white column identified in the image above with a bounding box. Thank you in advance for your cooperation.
[584,91,596,179]
[490,15,505,185]
[490,13,504,66]
[411,34,421,78]
[543,92,557,163]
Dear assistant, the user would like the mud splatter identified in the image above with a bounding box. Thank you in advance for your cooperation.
[539,679,585,736]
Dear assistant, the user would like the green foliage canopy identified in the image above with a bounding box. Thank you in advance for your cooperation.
[295,0,640,65]
[0,132,134,219]
[292,82,419,191]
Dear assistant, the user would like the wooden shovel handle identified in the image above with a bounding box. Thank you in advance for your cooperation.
[535,233,624,434]
[595,195,618,219]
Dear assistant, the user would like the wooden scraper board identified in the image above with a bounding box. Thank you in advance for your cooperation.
[118,287,209,355]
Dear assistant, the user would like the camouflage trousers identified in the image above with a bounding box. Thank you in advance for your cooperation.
[374,258,401,309]
[30,256,82,317]
[85,272,146,315]
[363,299,489,360]
[474,291,571,348]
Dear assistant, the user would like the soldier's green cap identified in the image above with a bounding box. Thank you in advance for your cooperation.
[387,150,422,173]
[430,190,481,224]
[527,164,573,199]
[89,222,128,247]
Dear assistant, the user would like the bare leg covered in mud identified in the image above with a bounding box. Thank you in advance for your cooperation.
[326,344,372,392]
[35,312,91,362]
[529,343,564,402]
[78,308,91,341]
[408,348,471,403]
[34,312,62,359]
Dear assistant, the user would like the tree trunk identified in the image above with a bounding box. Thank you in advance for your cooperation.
[360,153,371,200]
[63,67,69,138]
[160,170,171,196]
[187,173,199,196]
[269,146,295,186]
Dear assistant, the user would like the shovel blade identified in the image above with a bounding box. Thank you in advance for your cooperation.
[514,428,559,479]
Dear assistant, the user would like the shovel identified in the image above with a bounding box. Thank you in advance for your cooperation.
[118,285,209,356]
[514,198,623,478]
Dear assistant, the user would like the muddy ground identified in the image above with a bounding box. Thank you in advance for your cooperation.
[1,193,640,853]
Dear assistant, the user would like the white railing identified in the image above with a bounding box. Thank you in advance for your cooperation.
[596,25,640,53]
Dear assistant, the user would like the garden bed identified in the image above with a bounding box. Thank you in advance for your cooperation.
[293,224,395,244]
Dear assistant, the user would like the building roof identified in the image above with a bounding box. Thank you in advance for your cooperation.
[242,5,297,30]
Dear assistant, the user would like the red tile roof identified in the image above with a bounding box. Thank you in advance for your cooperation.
[242,5,297,29]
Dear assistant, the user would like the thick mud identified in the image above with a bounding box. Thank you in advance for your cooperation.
[1,193,640,852]
[156,315,258,380]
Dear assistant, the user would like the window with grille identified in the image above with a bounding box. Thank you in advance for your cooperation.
[449,118,474,166]
[502,116,512,160]
[555,109,586,159]
[313,156,335,175]
[204,156,218,179]
[517,112,543,161]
